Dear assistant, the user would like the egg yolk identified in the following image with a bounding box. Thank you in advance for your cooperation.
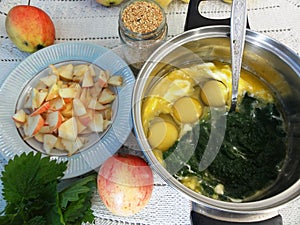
[172,96,202,123]
[147,121,178,151]
[200,80,228,107]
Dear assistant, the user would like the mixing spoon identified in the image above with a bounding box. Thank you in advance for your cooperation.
[229,0,247,111]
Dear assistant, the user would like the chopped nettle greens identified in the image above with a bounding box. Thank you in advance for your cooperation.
[0,152,96,225]
[163,94,287,201]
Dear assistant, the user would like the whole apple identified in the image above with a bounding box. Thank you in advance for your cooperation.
[97,153,154,216]
[96,0,124,7]
[5,5,55,53]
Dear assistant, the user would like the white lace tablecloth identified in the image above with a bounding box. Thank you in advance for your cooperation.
[0,0,299,224]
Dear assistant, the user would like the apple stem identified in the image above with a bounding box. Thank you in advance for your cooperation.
[28,0,31,5]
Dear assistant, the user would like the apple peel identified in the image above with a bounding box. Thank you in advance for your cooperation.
[97,154,154,217]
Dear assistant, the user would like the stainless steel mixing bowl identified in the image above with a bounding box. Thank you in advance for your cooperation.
[132,26,300,223]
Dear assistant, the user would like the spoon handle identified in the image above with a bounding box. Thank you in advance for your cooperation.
[230,0,247,111]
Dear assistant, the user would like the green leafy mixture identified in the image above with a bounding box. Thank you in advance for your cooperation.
[0,152,96,225]
[163,94,287,202]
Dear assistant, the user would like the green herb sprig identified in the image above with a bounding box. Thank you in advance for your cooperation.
[0,152,96,225]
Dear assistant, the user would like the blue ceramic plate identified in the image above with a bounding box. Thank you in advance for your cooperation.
[0,42,135,179]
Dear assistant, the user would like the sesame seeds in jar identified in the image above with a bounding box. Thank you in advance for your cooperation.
[121,1,163,35]
[118,0,167,69]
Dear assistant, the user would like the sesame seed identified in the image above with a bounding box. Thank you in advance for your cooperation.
[121,1,163,34]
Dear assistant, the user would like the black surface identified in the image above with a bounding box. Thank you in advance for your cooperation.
[191,211,283,225]
[184,0,250,31]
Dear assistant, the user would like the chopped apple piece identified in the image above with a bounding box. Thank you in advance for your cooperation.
[46,83,59,101]
[58,117,78,141]
[75,117,87,134]
[89,82,103,98]
[57,80,64,87]
[32,88,48,109]
[58,87,78,98]
[15,121,23,128]
[46,111,63,132]
[73,98,87,116]
[39,125,52,134]
[43,134,58,154]
[73,64,89,77]
[31,88,39,109]
[49,97,65,111]
[40,74,58,87]
[54,137,65,151]
[88,64,96,77]
[82,70,94,87]
[98,70,109,87]
[77,114,92,127]
[24,114,44,137]
[49,64,60,76]
[88,98,107,110]
[103,107,112,120]
[60,102,73,118]
[78,128,93,135]
[103,119,112,130]
[70,83,82,99]
[88,112,104,132]
[12,109,26,124]
[23,90,34,109]
[98,88,116,104]
[35,81,47,90]
[63,98,73,104]
[108,75,123,86]
[58,63,74,81]
[30,101,50,116]
[36,90,48,108]
[79,87,91,107]
[34,132,44,142]
[61,137,83,156]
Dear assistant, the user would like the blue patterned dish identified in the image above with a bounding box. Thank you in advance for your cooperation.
[0,42,135,179]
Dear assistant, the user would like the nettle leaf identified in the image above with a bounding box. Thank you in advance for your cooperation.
[1,152,96,225]
[59,174,96,224]
[59,174,96,208]
[0,152,67,225]
[63,194,92,224]
[2,152,41,202]
[80,208,95,224]
[1,152,67,203]
[60,186,90,209]
[0,213,24,225]
[25,216,46,225]
[44,192,66,225]
[34,156,67,184]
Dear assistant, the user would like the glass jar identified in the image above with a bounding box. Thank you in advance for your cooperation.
[118,0,168,70]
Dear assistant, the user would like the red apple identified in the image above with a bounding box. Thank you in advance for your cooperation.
[5,5,55,53]
[97,154,154,217]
